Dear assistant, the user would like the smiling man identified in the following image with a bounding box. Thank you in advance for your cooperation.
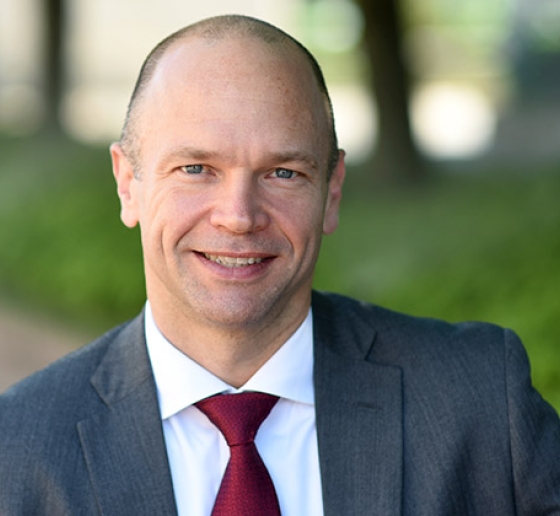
[111,27,343,389]
[1,14,559,516]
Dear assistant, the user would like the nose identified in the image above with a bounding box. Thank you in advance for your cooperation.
[209,173,269,234]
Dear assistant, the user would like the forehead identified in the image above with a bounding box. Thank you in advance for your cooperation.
[133,35,330,167]
[143,36,326,125]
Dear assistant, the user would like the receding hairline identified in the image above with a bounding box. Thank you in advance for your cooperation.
[120,14,339,177]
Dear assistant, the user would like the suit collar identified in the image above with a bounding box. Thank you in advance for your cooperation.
[90,313,153,405]
[79,313,178,515]
[312,291,403,515]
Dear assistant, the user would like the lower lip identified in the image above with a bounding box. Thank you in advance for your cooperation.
[194,252,273,280]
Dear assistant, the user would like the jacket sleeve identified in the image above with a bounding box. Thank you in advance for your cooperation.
[506,329,560,514]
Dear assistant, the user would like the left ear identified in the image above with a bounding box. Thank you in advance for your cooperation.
[323,150,346,235]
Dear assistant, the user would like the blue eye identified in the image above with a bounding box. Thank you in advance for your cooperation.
[183,165,204,174]
[274,168,295,179]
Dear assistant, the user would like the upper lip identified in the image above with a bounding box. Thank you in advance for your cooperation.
[204,253,263,263]
[202,252,270,266]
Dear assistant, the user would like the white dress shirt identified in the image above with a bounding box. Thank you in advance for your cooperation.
[145,302,324,516]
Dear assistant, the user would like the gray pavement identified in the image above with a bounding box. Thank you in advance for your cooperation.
[0,306,91,393]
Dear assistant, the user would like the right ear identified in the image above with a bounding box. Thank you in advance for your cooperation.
[110,143,140,228]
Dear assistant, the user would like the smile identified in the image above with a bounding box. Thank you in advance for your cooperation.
[203,253,265,268]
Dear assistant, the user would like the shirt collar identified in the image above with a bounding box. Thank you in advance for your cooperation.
[145,301,315,420]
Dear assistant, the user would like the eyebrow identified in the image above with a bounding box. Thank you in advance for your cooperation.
[163,146,220,163]
[162,146,320,171]
[266,151,319,171]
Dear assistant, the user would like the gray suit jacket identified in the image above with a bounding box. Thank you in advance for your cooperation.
[1,291,559,515]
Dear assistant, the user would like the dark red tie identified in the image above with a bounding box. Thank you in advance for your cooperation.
[195,392,281,515]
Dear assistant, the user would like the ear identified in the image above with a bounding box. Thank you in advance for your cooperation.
[110,142,140,228]
[323,150,346,235]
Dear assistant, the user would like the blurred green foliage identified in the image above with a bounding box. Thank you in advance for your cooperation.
[0,135,145,330]
[0,135,559,410]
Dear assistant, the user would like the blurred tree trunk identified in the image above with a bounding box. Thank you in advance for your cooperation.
[43,0,65,133]
[355,0,426,182]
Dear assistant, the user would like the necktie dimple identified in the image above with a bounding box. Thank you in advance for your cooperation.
[195,392,281,516]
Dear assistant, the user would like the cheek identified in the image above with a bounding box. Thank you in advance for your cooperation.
[140,187,204,246]
[271,194,325,249]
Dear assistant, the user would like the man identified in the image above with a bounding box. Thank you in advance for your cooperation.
[0,14,559,516]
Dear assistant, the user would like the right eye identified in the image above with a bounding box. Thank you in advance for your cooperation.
[181,164,205,175]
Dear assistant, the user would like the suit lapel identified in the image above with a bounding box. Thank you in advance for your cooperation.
[313,293,403,516]
[78,315,177,515]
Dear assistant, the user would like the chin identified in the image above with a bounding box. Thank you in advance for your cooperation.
[204,306,271,329]
[195,293,283,329]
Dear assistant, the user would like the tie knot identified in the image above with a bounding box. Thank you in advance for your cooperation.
[195,392,279,447]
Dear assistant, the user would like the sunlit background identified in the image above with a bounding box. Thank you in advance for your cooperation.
[1,0,559,405]
[2,0,559,161]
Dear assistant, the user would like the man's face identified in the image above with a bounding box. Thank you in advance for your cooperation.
[112,36,344,335]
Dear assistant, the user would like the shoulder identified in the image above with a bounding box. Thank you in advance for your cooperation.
[0,318,137,434]
[0,317,143,497]
[313,292,560,509]
[312,290,519,390]
[312,290,553,417]
[0,317,142,511]
[313,290,507,354]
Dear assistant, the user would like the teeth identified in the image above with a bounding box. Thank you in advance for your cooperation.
[204,254,264,268]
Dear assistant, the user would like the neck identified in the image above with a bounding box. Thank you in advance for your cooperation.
[149,303,308,388]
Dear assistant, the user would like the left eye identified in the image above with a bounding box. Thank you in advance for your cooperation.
[273,168,296,179]
[182,165,204,174]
